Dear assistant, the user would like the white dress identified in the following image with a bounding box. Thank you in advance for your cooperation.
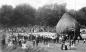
[22,43,27,49]
[8,42,13,47]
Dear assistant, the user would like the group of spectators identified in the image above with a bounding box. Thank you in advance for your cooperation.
[2,33,59,49]
[0,25,58,49]
[3,25,56,33]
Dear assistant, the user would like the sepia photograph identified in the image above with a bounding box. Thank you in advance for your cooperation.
[0,0,86,52]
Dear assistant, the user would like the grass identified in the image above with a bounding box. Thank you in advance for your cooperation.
[0,27,86,52]
[1,46,48,52]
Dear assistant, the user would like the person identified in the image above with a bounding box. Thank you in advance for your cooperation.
[65,42,69,50]
[83,39,86,44]
[1,34,6,49]
[71,40,73,45]
[32,39,36,46]
[77,36,80,43]
[59,36,62,43]
[8,41,13,47]
[1,38,6,49]
[19,39,22,47]
[61,41,65,50]
[35,36,39,46]
[56,36,59,43]
[22,41,27,49]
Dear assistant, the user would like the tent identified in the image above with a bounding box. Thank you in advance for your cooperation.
[56,13,80,35]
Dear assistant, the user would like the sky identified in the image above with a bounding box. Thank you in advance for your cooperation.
[0,0,86,10]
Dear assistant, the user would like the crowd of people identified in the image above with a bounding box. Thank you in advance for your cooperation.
[3,25,56,33]
[2,32,59,49]
[1,25,86,50]
[1,25,58,49]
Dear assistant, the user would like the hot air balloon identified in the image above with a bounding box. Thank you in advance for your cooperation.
[56,13,82,50]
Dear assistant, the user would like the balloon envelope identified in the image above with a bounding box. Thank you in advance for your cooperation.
[56,13,79,35]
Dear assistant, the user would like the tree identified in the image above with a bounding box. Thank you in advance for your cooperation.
[76,7,86,25]
[36,3,67,26]
[0,5,13,26]
[10,4,36,26]
[67,8,86,26]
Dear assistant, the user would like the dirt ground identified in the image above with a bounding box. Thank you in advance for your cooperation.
[38,41,86,52]
[1,40,86,52]
[0,31,86,52]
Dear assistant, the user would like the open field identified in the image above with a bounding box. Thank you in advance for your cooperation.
[38,41,86,52]
[0,28,86,52]
[0,40,86,52]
